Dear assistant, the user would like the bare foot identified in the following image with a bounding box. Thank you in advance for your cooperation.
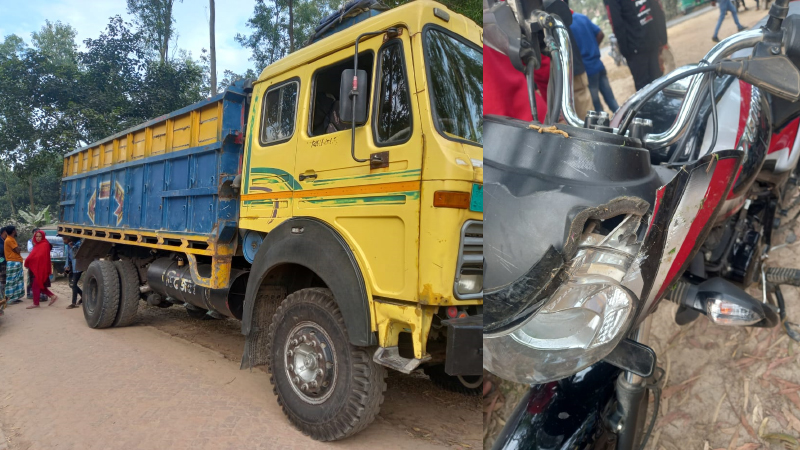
[48,295,58,306]
[26,305,40,309]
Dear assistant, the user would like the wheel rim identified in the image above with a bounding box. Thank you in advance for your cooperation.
[458,374,483,389]
[283,321,337,405]
[85,277,99,314]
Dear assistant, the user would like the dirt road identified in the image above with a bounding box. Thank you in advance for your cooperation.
[485,7,800,450]
[0,280,480,450]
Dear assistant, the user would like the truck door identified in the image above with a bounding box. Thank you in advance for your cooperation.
[240,76,302,233]
[294,31,422,301]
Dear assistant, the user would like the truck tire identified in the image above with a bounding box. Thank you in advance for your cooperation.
[82,260,120,329]
[423,365,482,396]
[267,288,386,441]
[113,260,139,327]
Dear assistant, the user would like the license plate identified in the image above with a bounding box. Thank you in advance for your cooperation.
[470,184,483,213]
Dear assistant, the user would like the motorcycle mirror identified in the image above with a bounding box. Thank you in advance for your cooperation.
[717,43,800,102]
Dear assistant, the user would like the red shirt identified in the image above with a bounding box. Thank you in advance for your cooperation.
[484,45,548,122]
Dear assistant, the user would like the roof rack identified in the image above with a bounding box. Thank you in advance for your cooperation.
[306,0,389,46]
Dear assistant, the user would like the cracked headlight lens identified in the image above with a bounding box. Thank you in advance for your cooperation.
[484,247,638,384]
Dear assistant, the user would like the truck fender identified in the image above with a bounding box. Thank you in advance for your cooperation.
[240,217,376,347]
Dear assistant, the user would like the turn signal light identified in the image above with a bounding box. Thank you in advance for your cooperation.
[433,191,470,209]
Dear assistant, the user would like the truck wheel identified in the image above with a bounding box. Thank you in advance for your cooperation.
[113,260,139,327]
[82,260,120,329]
[267,288,387,441]
[423,365,482,396]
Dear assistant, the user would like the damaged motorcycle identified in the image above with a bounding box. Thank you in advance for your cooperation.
[483,0,800,448]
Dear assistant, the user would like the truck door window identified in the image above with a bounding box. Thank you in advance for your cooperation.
[260,79,299,145]
[423,27,483,146]
[373,40,412,146]
[309,51,374,137]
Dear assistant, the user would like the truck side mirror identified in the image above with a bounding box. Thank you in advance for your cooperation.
[339,69,368,123]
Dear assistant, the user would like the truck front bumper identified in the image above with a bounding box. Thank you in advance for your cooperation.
[442,314,482,376]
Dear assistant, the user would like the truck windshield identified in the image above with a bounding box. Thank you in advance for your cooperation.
[424,28,483,146]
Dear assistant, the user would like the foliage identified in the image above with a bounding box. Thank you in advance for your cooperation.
[126,0,183,64]
[219,68,259,91]
[235,0,341,71]
[384,0,481,24]
[17,205,56,228]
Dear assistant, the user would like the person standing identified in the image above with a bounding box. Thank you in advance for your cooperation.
[0,227,5,316]
[570,12,620,112]
[712,0,747,42]
[4,226,25,305]
[0,227,7,297]
[26,227,42,300]
[24,230,57,309]
[62,236,83,309]
[605,0,668,91]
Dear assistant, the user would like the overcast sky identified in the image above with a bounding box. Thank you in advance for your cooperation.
[0,0,257,75]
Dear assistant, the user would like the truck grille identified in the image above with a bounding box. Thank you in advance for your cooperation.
[454,220,483,300]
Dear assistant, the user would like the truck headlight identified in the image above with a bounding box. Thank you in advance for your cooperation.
[484,246,639,384]
[457,270,483,295]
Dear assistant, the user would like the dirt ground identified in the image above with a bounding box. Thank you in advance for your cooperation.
[484,7,800,450]
[0,280,480,449]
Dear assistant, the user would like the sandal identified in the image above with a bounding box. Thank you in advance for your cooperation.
[66,304,77,309]
[26,304,40,309]
[48,295,58,306]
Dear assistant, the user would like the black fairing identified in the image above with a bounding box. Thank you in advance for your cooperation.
[492,362,621,450]
[483,115,665,331]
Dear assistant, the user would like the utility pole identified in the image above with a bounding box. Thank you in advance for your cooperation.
[209,0,217,96]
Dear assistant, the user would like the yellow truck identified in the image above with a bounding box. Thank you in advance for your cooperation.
[58,0,482,440]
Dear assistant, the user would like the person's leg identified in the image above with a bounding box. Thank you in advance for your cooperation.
[31,283,40,307]
[587,72,603,112]
[598,69,620,112]
[5,262,23,303]
[572,73,592,119]
[713,4,727,39]
[73,272,82,303]
[26,270,33,299]
[628,53,662,91]
[730,0,745,28]
[648,51,664,85]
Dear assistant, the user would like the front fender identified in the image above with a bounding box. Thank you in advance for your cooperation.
[240,217,376,347]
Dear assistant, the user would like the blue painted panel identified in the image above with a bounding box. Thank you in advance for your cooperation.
[128,166,145,229]
[146,162,165,230]
[61,84,247,238]
[192,195,215,233]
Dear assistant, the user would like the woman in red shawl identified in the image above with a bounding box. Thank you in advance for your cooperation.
[24,230,57,308]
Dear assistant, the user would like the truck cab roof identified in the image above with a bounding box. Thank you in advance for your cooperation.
[255,0,481,85]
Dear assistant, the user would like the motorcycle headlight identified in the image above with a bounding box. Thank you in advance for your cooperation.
[484,246,639,384]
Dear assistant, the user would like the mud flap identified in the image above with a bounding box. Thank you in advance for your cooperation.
[240,286,285,370]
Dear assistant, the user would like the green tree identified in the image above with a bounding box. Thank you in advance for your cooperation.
[126,0,183,64]
[384,0,481,24]
[235,0,340,71]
